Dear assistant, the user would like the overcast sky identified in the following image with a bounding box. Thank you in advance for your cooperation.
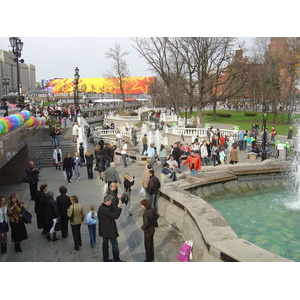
[0,37,154,81]
[1,1,298,85]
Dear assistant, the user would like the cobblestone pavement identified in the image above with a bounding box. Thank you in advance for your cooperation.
[0,145,183,263]
[0,122,291,263]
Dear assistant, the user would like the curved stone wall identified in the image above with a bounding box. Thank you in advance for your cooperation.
[158,160,293,262]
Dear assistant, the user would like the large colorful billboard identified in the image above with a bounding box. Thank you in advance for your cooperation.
[47,76,155,94]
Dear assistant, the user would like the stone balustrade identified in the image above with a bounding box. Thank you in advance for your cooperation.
[157,160,292,262]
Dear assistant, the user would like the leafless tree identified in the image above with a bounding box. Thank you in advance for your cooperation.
[104,43,130,111]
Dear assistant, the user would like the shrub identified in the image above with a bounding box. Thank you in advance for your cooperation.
[244,112,257,117]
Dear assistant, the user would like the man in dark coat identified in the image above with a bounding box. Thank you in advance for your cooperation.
[56,185,71,238]
[147,170,161,210]
[172,143,182,173]
[26,161,39,200]
[98,194,124,262]
[43,191,60,241]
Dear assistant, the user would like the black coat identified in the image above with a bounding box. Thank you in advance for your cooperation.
[147,175,161,195]
[56,194,71,217]
[63,157,74,169]
[98,203,122,239]
[44,197,60,225]
[35,190,47,214]
[26,167,39,184]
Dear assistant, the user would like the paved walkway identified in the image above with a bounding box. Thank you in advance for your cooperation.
[0,121,292,262]
[0,130,183,262]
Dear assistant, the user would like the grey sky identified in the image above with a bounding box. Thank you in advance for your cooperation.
[0,37,255,83]
[0,37,153,82]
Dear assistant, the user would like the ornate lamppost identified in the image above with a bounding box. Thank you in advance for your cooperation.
[261,102,268,161]
[2,75,10,95]
[74,67,80,106]
[9,37,25,109]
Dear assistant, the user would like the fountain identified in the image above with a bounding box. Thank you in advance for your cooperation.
[155,129,161,153]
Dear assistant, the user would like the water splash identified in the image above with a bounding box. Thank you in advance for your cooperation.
[284,120,300,210]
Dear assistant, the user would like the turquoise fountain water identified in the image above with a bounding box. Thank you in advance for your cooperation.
[207,130,300,261]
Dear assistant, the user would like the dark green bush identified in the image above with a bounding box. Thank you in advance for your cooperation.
[244,112,257,117]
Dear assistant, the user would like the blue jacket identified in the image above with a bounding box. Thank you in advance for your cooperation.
[86,211,98,225]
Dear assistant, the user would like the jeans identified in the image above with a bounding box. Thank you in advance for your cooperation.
[102,237,120,262]
[142,144,148,155]
[63,117,67,128]
[160,157,166,168]
[87,164,93,179]
[66,168,73,184]
[190,169,198,177]
[88,224,96,246]
[56,135,61,146]
[51,138,56,149]
[121,154,127,167]
[104,158,110,170]
[201,157,210,166]
[74,165,81,180]
[149,193,157,210]
[239,140,244,150]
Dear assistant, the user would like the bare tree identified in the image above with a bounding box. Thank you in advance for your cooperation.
[104,43,130,111]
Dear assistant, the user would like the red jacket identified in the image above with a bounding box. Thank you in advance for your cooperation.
[182,154,202,170]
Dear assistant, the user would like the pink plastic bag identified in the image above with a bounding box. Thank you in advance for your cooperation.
[177,240,193,262]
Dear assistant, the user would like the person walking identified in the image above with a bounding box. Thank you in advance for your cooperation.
[120,140,128,167]
[97,194,124,262]
[43,191,60,242]
[56,185,71,238]
[7,193,28,252]
[229,144,239,164]
[67,195,85,251]
[63,152,74,185]
[55,126,62,147]
[172,143,182,173]
[123,173,134,217]
[85,205,97,248]
[115,130,122,149]
[73,152,82,182]
[53,145,62,171]
[271,126,277,143]
[94,143,105,180]
[142,134,148,155]
[181,150,202,177]
[147,170,161,210]
[72,122,79,143]
[146,143,156,168]
[0,195,9,254]
[35,183,48,234]
[104,162,122,188]
[85,149,94,179]
[158,144,167,169]
[25,161,39,201]
[140,198,160,262]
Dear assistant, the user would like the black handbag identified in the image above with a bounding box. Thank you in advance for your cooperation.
[20,209,32,223]
[22,175,30,183]
[54,218,62,231]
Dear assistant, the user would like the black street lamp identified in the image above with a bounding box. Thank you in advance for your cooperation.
[2,74,10,95]
[261,102,268,161]
[0,97,9,116]
[9,37,25,109]
[74,66,80,106]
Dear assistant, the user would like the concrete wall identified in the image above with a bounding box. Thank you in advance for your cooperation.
[157,160,293,262]
[0,125,44,185]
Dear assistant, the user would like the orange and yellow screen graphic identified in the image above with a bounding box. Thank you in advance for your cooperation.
[48,77,155,94]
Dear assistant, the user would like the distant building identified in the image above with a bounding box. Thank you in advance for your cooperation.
[0,49,36,95]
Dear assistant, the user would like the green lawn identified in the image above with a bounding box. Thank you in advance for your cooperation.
[182,110,299,136]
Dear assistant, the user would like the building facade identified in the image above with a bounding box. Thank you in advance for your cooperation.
[0,49,36,96]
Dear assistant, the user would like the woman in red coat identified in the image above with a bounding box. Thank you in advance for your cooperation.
[182,150,202,177]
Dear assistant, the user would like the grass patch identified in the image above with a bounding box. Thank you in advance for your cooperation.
[181,110,299,136]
